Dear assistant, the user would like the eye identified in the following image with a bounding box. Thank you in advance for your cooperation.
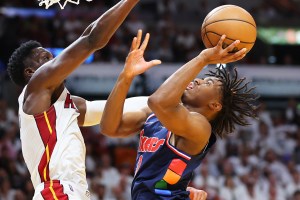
[206,81,213,85]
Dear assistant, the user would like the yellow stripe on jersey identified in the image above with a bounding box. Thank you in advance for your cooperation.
[49,180,59,200]
[43,112,53,182]
[43,145,50,181]
[44,112,53,134]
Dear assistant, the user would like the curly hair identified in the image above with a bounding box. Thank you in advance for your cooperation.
[7,40,42,86]
[206,66,259,137]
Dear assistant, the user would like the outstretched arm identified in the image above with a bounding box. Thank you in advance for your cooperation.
[72,96,149,128]
[28,0,139,91]
[148,35,247,152]
[100,30,161,137]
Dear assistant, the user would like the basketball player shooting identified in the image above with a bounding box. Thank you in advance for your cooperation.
[6,0,147,199]
[100,30,258,200]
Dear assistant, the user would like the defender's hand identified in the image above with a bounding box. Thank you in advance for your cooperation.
[187,187,207,200]
[123,29,161,78]
[200,35,247,65]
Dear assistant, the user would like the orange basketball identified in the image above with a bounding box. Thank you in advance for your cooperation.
[201,5,257,53]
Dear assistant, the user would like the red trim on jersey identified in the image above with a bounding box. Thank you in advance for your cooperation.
[166,131,191,161]
[41,180,69,200]
[35,106,57,182]
[145,113,155,122]
[34,106,55,146]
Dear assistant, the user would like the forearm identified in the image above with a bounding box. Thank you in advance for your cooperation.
[100,72,133,136]
[87,0,139,49]
[149,54,207,107]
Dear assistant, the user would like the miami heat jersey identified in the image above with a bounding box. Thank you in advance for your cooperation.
[18,87,88,192]
[132,114,216,200]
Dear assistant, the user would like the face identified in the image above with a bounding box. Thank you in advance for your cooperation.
[24,47,53,78]
[29,47,53,69]
[182,76,222,109]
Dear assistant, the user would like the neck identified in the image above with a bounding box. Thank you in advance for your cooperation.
[183,103,216,122]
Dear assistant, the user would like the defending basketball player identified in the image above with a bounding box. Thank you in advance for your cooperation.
[100,30,257,199]
[6,0,146,199]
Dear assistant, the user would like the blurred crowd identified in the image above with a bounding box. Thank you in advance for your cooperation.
[1,95,300,200]
[1,0,300,67]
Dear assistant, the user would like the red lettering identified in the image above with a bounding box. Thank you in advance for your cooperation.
[64,93,75,109]
[149,138,158,152]
[151,139,165,152]
[139,136,147,152]
[138,130,165,152]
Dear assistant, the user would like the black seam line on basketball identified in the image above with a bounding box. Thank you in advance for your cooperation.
[204,23,214,47]
[202,19,256,31]
[206,31,255,43]
[204,5,234,23]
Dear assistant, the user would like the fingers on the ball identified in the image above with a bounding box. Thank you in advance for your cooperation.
[140,33,150,51]
[218,35,226,47]
[227,40,240,52]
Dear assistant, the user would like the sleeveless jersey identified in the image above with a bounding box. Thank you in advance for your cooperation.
[18,86,88,192]
[132,114,216,200]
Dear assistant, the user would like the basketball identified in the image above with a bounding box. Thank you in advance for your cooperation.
[201,5,257,53]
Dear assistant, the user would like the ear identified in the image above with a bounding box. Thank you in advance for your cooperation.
[24,67,35,77]
[208,101,222,112]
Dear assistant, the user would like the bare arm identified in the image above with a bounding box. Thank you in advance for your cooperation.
[73,96,150,129]
[100,30,161,137]
[100,71,151,137]
[148,36,247,147]
[29,0,139,90]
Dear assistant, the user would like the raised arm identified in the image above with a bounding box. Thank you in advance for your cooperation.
[148,35,247,148]
[100,30,161,137]
[28,0,139,91]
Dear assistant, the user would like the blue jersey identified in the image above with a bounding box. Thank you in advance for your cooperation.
[131,114,217,200]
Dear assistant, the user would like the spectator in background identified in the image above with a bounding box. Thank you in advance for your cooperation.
[286,169,300,199]
[218,176,238,200]
[293,190,300,200]
[125,13,146,35]
[98,153,120,200]
[112,163,133,200]
[286,98,300,126]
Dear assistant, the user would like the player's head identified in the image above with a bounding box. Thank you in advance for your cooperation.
[182,67,257,137]
[7,40,53,87]
[207,67,257,137]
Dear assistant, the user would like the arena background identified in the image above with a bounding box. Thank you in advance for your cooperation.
[0,0,300,199]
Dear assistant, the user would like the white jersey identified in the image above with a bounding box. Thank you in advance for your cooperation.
[18,86,88,198]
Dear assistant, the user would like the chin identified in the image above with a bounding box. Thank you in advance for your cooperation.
[181,92,188,104]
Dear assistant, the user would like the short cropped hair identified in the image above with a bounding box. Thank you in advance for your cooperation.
[7,40,41,86]
[207,67,258,137]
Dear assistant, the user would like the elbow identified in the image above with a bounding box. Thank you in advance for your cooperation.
[148,95,164,113]
[87,32,110,50]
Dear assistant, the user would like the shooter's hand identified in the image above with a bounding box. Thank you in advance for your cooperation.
[123,29,161,79]
[200,35,247,65]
